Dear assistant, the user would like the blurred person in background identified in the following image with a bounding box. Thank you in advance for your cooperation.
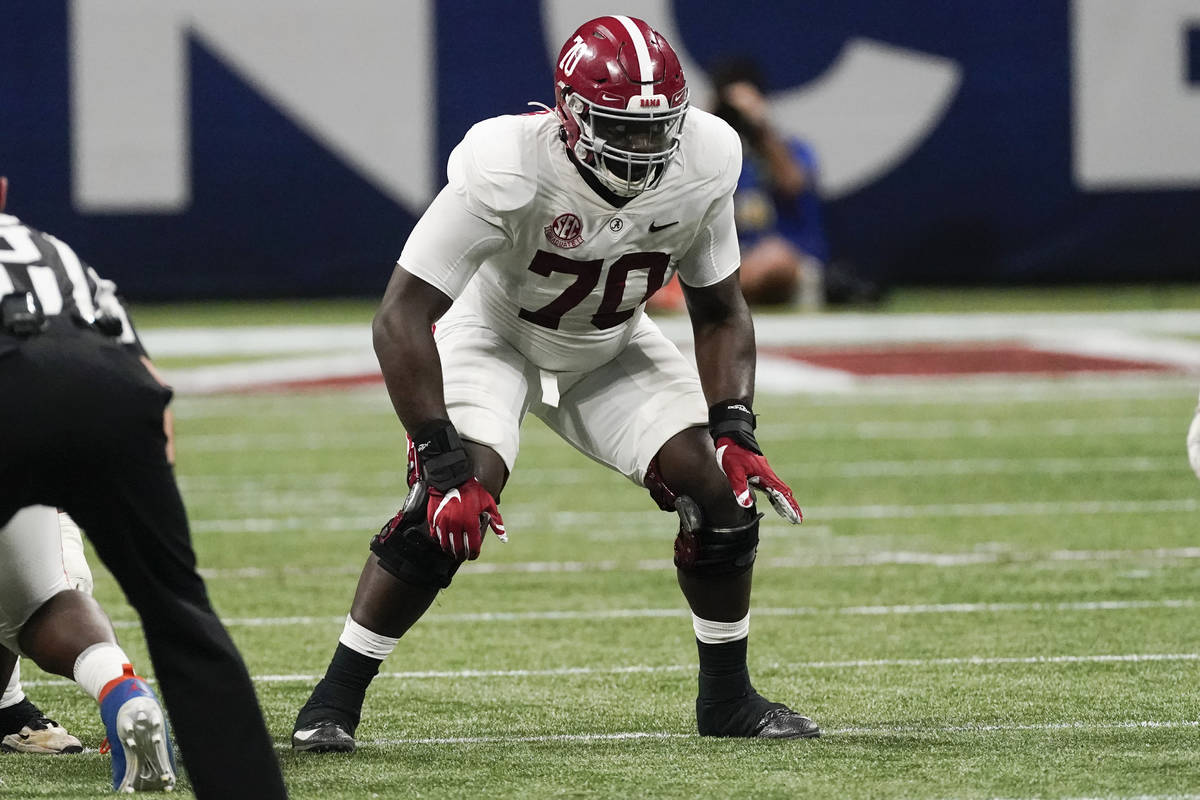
[648,57,880,313]
[712,57,829,310]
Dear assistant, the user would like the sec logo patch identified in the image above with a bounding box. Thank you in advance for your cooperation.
[544,213,584,249]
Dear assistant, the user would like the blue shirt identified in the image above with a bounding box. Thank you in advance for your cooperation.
[731,137,830,265]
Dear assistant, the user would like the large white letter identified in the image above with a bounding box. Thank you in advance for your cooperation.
[71,0,434,213]
[1073,0,1200,188]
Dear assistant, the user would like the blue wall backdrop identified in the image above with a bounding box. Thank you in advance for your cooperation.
[2,1,1199,300]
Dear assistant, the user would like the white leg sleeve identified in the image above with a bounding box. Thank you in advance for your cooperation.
[57,512,93,595]
[73,642,131,701]
[1188,389,1200,480]
[339,615,400,661]
[0,506,71,655]
[1,659,24,710]
[692,613,751,644]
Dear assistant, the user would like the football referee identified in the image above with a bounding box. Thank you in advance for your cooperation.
[0,177,287,797]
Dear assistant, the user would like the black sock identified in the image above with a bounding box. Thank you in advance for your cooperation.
[0,698,40,735]
[697,636,748,677]
[696,637,753,702]
[297,643,382,731]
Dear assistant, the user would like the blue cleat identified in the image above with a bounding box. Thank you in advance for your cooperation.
[98,665,177,793]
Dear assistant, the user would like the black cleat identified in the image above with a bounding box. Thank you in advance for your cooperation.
[698,691,821,739]
[749,704,821,739]
[696,670,821,739]
[293,677,364,754]
[291,718,356,753]
[0,699,84,754]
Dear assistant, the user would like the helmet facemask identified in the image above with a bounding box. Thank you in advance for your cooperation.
[564,90,688,197]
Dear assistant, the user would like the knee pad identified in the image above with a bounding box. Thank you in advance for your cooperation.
[672,496,761,577]
[369,482,460,591]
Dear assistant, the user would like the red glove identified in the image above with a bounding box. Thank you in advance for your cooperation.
[714,437,803,523]
[709,400,802,524]
[426,477,506,561]
[409,419,507,561]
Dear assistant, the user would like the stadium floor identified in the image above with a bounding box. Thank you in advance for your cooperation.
[6,302,1199,798]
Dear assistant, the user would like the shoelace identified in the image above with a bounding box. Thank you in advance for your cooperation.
[99,737,111,754]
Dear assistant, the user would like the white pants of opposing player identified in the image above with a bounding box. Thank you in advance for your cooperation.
[1,508,94,705]
[1188,390,1200,480]
[436,307,707,484]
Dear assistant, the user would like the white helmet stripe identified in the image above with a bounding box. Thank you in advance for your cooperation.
[613,15,654,95]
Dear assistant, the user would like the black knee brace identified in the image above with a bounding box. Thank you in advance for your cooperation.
[672,495,762,577]
[369,481,460,591]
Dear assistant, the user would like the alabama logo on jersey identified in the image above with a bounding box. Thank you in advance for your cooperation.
[544,213,584,249]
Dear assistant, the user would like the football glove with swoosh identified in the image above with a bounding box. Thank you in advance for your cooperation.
[710,401,803,524]
[410,419,507,561]
[427,478,506,561]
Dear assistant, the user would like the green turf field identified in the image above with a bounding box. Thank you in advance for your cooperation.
[4,294,1199,798]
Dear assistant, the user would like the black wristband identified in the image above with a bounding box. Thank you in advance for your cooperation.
[708,400,762,455]
[410,419,472,491]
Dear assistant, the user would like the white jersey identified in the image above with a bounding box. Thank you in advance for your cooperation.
[399,108,743,373]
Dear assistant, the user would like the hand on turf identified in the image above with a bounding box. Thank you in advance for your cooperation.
[714,436,803,524]
[426,477,506,561]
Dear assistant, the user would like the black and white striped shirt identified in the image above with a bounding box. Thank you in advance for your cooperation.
[0,212,144,355]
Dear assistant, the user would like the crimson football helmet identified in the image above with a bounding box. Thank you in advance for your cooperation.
[554,15,688,197]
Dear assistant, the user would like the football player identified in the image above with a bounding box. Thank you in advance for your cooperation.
[1,511,92,755]
[0,174,286,795]
[0,506,175,789]
[293,15,821,751]
[1188,389,1200,480]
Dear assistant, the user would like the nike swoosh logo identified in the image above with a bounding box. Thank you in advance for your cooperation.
[648,220,679,233]
[434,488,461,521]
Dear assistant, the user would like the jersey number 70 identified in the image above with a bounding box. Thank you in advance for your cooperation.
[518,250,669,330]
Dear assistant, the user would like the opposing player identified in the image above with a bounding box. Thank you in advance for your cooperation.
[0,506,177,789]
[1,511,92,755]
[1188,389,1200,479]
[293,15,820,751]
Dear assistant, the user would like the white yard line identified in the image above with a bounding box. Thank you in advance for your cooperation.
[168,375,1197,419]
[175,456,1188,494]
[175,416,1181,451]
[23,651,1200,689]
[196,546,1200,579]
[770,417,1178,439]
[100,598,1196,630]
[143,312,1200,358]
[187,497,1199,534]
[355,717,1200,746]
[145,311,1200,395]
[989,795,1200,800]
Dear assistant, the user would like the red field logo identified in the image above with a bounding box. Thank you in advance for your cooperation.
[544,213,585,249]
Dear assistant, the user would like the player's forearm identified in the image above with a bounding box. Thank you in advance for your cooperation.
[684,272,757,404]
[372,308,449,431]
[372,266,457,432]
[692,313,756,406]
